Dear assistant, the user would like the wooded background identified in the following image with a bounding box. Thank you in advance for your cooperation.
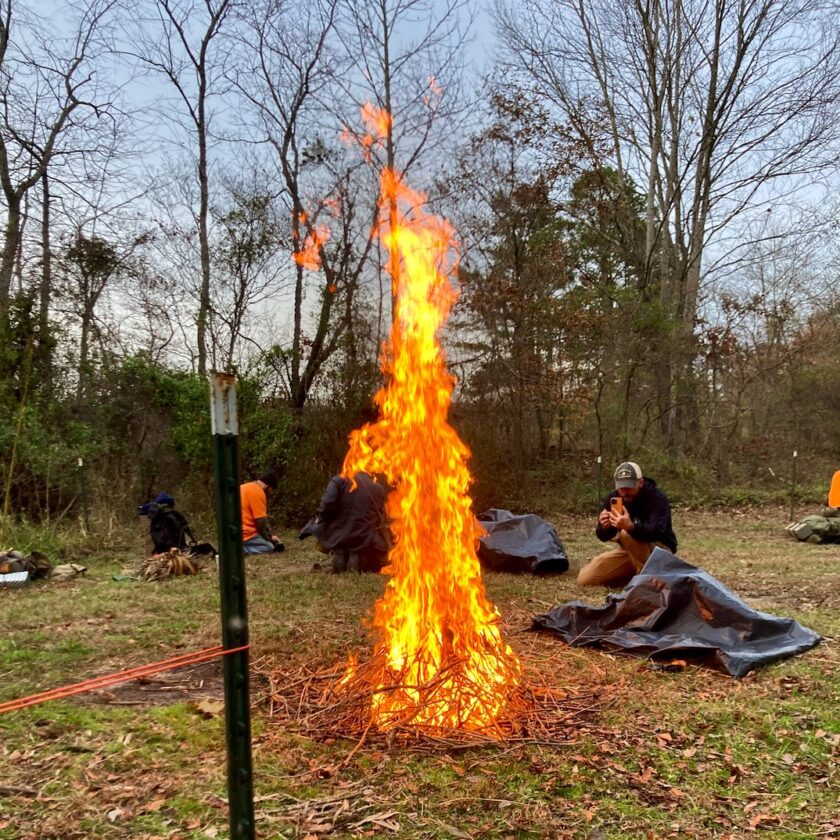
[2,0,839,526]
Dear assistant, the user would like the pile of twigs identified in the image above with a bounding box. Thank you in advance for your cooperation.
[136,549,209,581]
[261,631,601,752]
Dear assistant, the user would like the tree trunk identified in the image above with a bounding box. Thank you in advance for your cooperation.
[77,306,92,406]
[380,0,399,325]
[38,171,53,378]
[196,97,210,375]
[292,208,303,397]
[0,193,20,315]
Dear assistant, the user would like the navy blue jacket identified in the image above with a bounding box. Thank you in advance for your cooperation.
[596,477,677,553]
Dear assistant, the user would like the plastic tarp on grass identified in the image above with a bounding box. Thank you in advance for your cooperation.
[532,548,821,677]
[477,509,569,575]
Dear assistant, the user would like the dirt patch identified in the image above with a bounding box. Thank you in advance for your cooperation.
[724,574,840,610]
[87,660,225,706]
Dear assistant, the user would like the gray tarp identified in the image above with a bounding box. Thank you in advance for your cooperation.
[532,548,821,677]
[477,509,569,575]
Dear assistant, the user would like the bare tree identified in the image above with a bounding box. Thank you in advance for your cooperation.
[57,226,147,403]
[497,0,840,452]
[209,174,284,370]
[231,0,383,412]
[0,0,117,326]
[335,0,473,325]
[126,0,233,374]
[336,0,472,178]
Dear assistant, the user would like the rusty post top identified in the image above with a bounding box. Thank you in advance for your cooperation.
[209,371,239,436]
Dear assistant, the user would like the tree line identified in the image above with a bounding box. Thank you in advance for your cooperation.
[2,0,839,525]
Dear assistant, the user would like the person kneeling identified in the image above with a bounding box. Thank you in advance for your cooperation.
[577,461,677,588]
[240,470,285,555]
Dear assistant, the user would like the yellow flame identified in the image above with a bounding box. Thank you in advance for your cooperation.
[341,140,521,732]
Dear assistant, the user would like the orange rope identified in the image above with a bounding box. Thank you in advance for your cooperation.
[0,644,250,714]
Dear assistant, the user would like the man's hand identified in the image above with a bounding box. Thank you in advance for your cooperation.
[610,510,633,531]
[598,509,612,528]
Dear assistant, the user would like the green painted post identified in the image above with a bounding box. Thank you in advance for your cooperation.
[209,373,255,840]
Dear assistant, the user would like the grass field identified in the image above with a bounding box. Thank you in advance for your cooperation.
[0,506,838,839]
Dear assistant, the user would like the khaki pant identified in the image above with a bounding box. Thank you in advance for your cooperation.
[577,530,666,587]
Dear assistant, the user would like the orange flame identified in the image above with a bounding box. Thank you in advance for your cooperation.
[293,211,330,271]
[360,101,392,141]
[340,151,521,732]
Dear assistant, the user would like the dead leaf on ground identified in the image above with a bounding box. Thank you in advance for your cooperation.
[438,822,473,839]
[194,699,225,718]
[144,798,167,813]
[748,813,781,829]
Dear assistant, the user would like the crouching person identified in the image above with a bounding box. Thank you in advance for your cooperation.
[577,461,677,588]
[139,493,195,555]
[300,472,391,573]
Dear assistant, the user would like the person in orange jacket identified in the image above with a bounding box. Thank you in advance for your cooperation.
[240,470,284,554]
[828,468,840,509]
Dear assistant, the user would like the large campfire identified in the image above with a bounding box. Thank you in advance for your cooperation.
[333,116,522,734]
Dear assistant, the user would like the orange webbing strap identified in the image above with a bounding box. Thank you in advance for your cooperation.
[0,644,250,714]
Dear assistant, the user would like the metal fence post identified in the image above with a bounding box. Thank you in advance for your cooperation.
[209,372,255,840]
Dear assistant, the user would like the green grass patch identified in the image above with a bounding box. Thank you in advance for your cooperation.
[0,508,837,838]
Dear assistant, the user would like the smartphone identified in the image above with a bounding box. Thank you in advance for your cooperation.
[610,496,624,515]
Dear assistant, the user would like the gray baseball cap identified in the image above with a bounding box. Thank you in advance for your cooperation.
[614,461,643,488]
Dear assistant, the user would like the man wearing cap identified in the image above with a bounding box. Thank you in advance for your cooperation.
[240,471,285,555]
[577,461,677,587]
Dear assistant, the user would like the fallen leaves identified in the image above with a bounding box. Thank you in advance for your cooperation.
[263,782,404,837]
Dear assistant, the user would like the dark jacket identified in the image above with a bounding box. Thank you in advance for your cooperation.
[596,477,677,553]
[150,507,194,554]
[300,472,390,554]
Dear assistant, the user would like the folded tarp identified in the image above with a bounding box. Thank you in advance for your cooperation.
[532,548,821,677]
[477,509,569,575]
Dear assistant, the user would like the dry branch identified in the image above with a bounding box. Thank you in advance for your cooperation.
[256,631,602,755]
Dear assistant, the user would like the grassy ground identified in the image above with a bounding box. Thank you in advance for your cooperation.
[0,506,837,839]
